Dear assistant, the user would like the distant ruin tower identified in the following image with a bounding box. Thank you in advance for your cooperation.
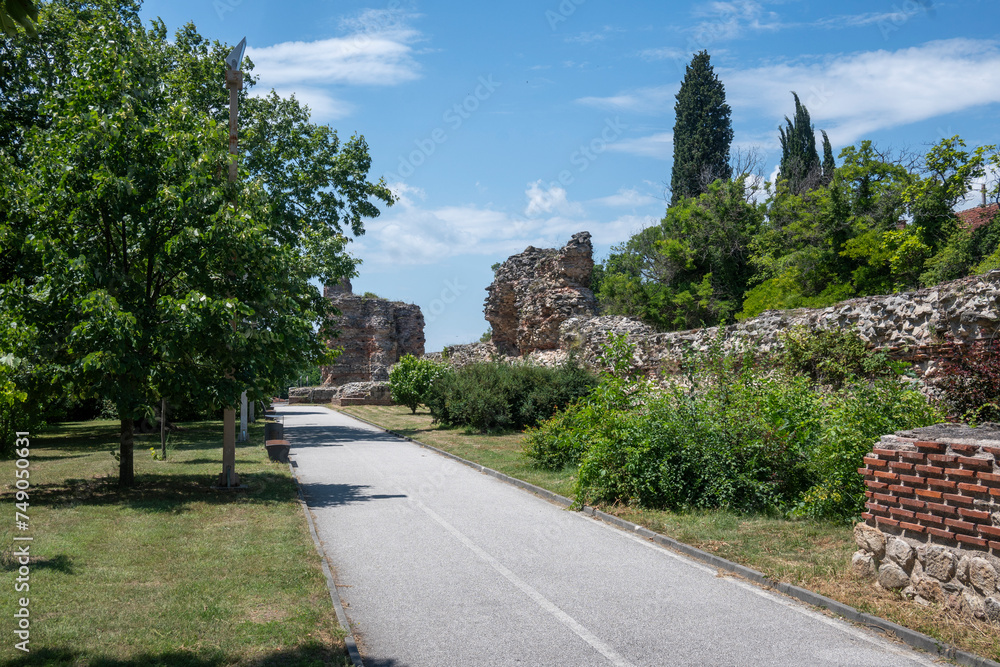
[324,276,353,298]
[321,280,425,385]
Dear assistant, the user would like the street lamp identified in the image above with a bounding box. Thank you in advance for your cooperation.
[219,36,247,489]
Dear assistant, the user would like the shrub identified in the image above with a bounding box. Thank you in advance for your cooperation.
[929,338,1000,423]
[573,367,821,513]
[776,326,897,388]
[526,332,941,519]
[425,358,596,433]
[793,376,943,520]
[388,355,447,413]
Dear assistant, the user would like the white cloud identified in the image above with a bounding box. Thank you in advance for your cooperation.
[267,87,355,120]
[245,8,422,121]
[524,181,584,218]
[577,88,675,114]
[591,187,661,208]
[637,47,686,62]
[582,39,1000,148]
[606,132,673,159]
[725,39,1000,145]
[358,184,659,267]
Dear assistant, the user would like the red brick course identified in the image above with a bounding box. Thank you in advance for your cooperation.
[863,436,1000,556]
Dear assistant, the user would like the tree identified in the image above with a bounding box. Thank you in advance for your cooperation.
[0,0,36,35]
[0,1,393,486]
[778,93,821,195]
[597,176,764,330]
[821,130,835,185]
[388,355,444,414]
[669,51,733,205]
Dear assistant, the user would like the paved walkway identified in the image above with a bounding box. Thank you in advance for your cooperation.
[281,405,940,667]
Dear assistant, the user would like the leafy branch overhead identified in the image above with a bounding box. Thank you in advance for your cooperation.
[0,0,37,36]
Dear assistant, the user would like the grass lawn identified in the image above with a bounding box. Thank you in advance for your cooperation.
[0,418,348,667]
[337,403,1000,662]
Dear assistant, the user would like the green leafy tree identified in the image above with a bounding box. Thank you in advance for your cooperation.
[778,92,822,195]
[821,130,835,185]
[0,2,393,485]
[669,51,733,205]
[598,177,763,329]
[0,0,36,35]
[388,355,445,414]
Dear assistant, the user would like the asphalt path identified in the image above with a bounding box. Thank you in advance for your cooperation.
[280,404,942,667]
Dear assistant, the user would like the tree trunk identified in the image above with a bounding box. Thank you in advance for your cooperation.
[119,416,135,488]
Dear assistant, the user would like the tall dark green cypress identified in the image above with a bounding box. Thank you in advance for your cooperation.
[670,51,733,205]
[778,92,821,194]
[821,130,836,185]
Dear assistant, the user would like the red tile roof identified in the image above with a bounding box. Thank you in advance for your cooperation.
[956,203,999,231]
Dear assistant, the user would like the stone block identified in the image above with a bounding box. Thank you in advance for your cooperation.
[878,562,911,590]
[922,546,956,582]
[854,522,886,559]
[886,536,915,571]
[852,551,878,578]
[970,557,998,595]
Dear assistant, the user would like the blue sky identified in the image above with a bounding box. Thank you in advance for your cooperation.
[138,0,1000,352]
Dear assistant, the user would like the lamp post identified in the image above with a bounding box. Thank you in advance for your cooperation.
[219,37,247,489]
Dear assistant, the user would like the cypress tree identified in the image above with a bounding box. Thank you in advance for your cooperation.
[670,51,733,205]
[821,130,836,185]
[778,92,821,194]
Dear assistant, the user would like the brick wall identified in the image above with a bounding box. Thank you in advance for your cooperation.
[854,424,1000,620]
[861,435,1000,551]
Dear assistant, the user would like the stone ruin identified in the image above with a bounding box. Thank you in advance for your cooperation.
[288,278,424,405]
[485,231,598,355]
[429,231,1000,381]
[854,423,1000,623]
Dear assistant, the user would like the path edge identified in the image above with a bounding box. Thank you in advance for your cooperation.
[335,406,999,667]
[288,459,365,667]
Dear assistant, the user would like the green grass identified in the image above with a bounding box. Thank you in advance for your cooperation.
[0,419,349,667]
[337,403,1000,662]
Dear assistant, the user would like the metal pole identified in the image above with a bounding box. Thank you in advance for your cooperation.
[160,398,167,461]
[239,390,248,442]
[219,38,246,489]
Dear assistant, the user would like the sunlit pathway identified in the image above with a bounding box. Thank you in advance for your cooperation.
[281,404,939,667]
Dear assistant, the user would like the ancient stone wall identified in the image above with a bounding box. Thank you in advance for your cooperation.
[444,232,1000,378]
[854,424,1000,622]
[485,232,597,355]
[320,279,425,385]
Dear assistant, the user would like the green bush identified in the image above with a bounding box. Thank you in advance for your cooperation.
[388,355,447,413]
[572,365,821,513]
[425,358,596,433]
[793,377,943,520]
[525,333,941,519]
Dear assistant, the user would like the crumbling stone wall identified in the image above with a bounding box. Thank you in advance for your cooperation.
[485,232,597,355]
[854,424,1000,622]
[320,278,425,385]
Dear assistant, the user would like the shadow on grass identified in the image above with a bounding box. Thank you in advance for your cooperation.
[300,482,407,508]
[6,644,361,667]
[16,470,299,513]
[1,553,75,574]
